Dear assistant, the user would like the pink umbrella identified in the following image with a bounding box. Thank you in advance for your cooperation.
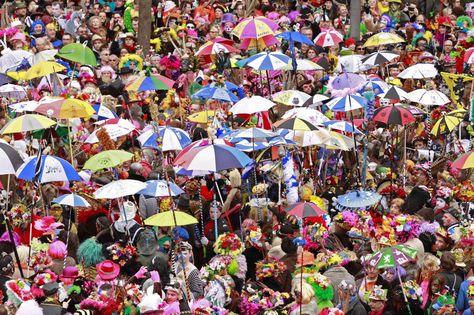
[314,28,343,47]
[231,16,278,39]
[240,34,280,50]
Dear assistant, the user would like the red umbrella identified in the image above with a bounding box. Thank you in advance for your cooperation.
[285,202,326,218]
[314,28,343,47]
[372,105,415,126]
[196,41,238,56]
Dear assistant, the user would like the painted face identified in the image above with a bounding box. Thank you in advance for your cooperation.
[436,198,446,209]
[166,290,179,302]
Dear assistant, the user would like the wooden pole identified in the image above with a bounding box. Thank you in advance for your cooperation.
[138,0,152,57]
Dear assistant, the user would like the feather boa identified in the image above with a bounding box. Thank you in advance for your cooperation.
[282,152,299,204]
[0,27,18,38]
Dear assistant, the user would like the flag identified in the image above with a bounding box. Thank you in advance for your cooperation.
[441,72,474,108]
[254,111,272,130]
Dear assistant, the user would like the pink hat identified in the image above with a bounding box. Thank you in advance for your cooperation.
[10,32,27,45]
[60,266,79,279]
[48,240,67,259]
[96,260,120,280]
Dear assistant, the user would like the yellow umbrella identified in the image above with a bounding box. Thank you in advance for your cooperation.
[0,114,56,134]
[24,61,66,80]
[430,115,463,137]
[187,110,215,123]
[35,97,95,119]
[363,32,405,48]
[322,131,353,151]
[144,210,198,227]
[7,71,27,81]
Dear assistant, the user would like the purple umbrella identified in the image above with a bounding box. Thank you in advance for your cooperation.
[329,73,366,97]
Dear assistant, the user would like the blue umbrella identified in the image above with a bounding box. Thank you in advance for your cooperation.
[16,155,81,183]
[174,167,212,177]
[229,127,278,143]
[52,193,91,207]
[336,190,382,208]
[139,180,184,197]
[192,85,240,103]
[241,52,290,71]
[234,136,296,151]
[326,95,367,112]
[0,73,13,86]
[92,104,118,120]
[322,120,363,134]
[137,127,191,152]
[276,32,314,71]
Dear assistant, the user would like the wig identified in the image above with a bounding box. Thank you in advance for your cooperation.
[77,238,105,267]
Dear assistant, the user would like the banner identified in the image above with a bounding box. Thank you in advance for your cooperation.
[441,72,474,108]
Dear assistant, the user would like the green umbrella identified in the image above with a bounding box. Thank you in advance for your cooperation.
[83,150,133,171]
[57,43,97,66]
[368,245,417,269]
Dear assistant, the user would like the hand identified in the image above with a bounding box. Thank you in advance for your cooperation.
[150,270,161,282]
[134,266,147,279]
[201,236,209,246]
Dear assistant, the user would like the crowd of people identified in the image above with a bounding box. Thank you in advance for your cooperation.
[0,0,472,314]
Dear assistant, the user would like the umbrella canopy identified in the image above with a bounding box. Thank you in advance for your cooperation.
[272,90,311,106]
[196,41,238,56]
[92,104,118,121]
[9,100,39,113]
[137,127,191,151]
[174,138,233,165]
[174,144,253,172]
[372,105,416,126]
[0,84,27,99]
[276,31,314,45]
[231,16,278,39]
[274,117,318,131]
[242,52,290,71]
[447,109,468,119]
[326,95,367,112]
[322,120,363,133]
[303,94,330,107]
[281,129,331,147]
[282,107,329,126]
[282,59,324,71]
[35,97,95,119]
[329,73,366,94]
[339,55,370,73]
[0,114,56,134]
[322,131,354,151]
[0,73,13,86]
[230,127,278,142]
[83,150,134,171]
[361,51,399,66]
[85,124,135,144]
[0,50,32,72]
[336,190,382,208]
[230,96,275,115]
[362,76,389,95]
[192,85,240,103]
[430,114,463,136]
[363,32,405,47]
[314,28,343,47]
[407,89,450,106]
[398,63,438,79]
[0,142,24,175]
[52,193,91,207]
[452,151,474,169]
[16,155,81,183]
[144,210,198,227]
[240,35,280,50]
[93,179,147,199]
[378,86,409,101]
[57,43,97,66]
[187,110,215,123]
[368,245,417,269]
[138,180,184,197]
[126,75,170,92]
[285,202,326,218]
[24,61,66,80]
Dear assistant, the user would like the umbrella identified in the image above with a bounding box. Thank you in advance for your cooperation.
[144,210,198,227]
[192,85,240,103]
[407,89,450,106]
[138,180,184,197]
[137,127,191,151]
[234,136,295,151]
[361,51,399,66]
[378,86,409,101]
[282,107,329,125]
[24,61,66,80]
[174,167,213,177]
[230,96,275,115]
[35,97,95,119]
[92,104,118,121]
[322,120,363,133]
[174,144,253,172]
[230,127,278,143]
[322,131,354,151]
[464,47,474,63]
[362,76,389,95]
[282,59,324,71]
[57,43,97,66]
[126,75,170,91]
[31,49,58,65]
[52,193,91,207]
[276,31,314,45]
[83,150,133,171]
[0,73,13,86]
[0,50,32,72]
[0,84,27,99]
[174,138,233,164]
[452,151,474,169]
[446,108,468,119]
[430,114,463,136]
[0,114,56,134]
[85,124,136,144]
[372,105,416,126]
[336,190,382,208]
[274,117,318,131]
[16,155,81,183]
[0,142,24,175]
[314,28,343,47]
[231,16,278,39]
[242,52,290,71]
[272,90,311,106]
[281,129,330,147]
[329,73,366,94]
[188,110,215,123]
[240,35,280,50]
[398,63,438,79]
[93,179,147,199]
[339,55,369,73]
[285,202,326,218]
[326,95,367,112]
[303,94,330,107]
[196,41,238,56]
[368,245,417,269]
[363,32,405,47]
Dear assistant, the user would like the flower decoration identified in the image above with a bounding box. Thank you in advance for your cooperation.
[9,203,30,228]
[34,216,64,234]
[307,273,334,310]
[5,280,35,305]
[390,214,421,243]
[214,233,244,256]
[256,257,287,280]
[125,283,143,304]
[159,197,172,212]
[303,216,329,250]
[453,181,474,202]
[467,282,474,298]
[403,280,423,302]
[29,249,53,273]
[239,288,289,315]
[334,210,360,230]
[245,226,265,249]
[319,308,345,315]
[106,243,137,266]
[200,259,227,282]
[33,271,58,287]
[194,306,229,315]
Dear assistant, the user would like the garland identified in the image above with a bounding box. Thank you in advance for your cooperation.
[282,152,299,204]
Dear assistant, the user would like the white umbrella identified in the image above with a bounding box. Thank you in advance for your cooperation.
[281,128,331,147]
[338,55,370,73]
[378,85,409,101]
[304,94,330,107]
[282,107,329,126]
[282,59,324,71]
[0,49,33,72]
[229,96,275,114]
[85,123,136,143]
[93,179,147,199]
[272,90,311,106]
[361,51,399,66]
[0,84,27,99]
[407,89,450,106]
[398,63,438,79]
[31,49,58,65]
[52,194,91,207]
[8,100,39,112]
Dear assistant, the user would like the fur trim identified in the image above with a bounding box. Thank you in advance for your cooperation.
[77,238,105,267]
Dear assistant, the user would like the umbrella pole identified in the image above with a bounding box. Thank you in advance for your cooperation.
[397,267,413,315]
[213,173,233,232]
[68,119,74,165]
[299,247,304,315]
[63,207,72,268]
[266,70,272,98]
[348,98,361,186]
[163,153,178,227]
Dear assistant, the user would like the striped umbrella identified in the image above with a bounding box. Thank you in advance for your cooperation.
[196,41,238,56]
[192,85,240,103]
[430,114,463,137]
[322,120,363,133]
[137,127,191,151]
[326,95,367,112]
[361,51,399,66]
[0,114,56,134]
[242,52,290,71]
[274,117,318,131]
[231,16,278,39]
[362,76,388,95]
[92,104,118,121]
[35,97,95,119]
[0,142,24,175]
[322,131,354,151]
[372,105,416,126]
[303,94,330,107]
[285,202,326,218]
[138,180,184,197]
[16,155,81,183]
[378,86,409,101]
[230,127,278,142]
[52,194,91,207]
[240,35,279,50]
[407,89,450,106]
[174,138,233,166]
[452,151,474,169]
[126,75,170,91]
[314,28,343,47]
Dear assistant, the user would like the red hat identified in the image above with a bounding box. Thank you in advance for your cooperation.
[344,37,356,48]
[83,76,98,86]
[96,260,120,280]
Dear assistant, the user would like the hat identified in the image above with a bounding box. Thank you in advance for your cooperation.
[96,260,120,280]
[91,34,103,42]
[83,77,98,86]
[124,32,136,40]
[369,285,388,301]
[296,251,315,267]
[14,1,27,9]
[252,183,268,196]
[118,201,137,222]
[42,281,59,296]
[60,266,79,279]
[117,67,133,75]
[221,13,236,25]
[388,0,402,3]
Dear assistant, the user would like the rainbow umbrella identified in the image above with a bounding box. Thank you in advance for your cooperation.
[126,75,170,91]
[240,35,279,50]
[35,97,95,119]
[452,151,474,169]
[231,16,278,39]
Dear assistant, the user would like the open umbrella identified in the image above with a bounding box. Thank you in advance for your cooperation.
[378,86,409,101]
[192,85,240,103]
[92,104,118,121]
[240,35,280,50]
[337,190,382,208]
[303,94,330,107]
[272,90,311,106]
[314,28,343,47]
[368,245,417,269]
[144,210,198,227]
[85,124,136,144]
[280,128,330,147]
[407,89,450,106]
[398,63,438,79]
[322,120,363,133]
[93,179,147,199]
[196,41,238,56]
[35,97,95,119]
[361,51,399,66]
[329,73,366,94]
[282,107,329,125]
[452,151,474,169]
[0,142,24,175]
[231,16,278,39]
[126,75,170,91]
[242,51,290,71]
[57,43,97,66]
[230,127,278,143]
[139,180,184,197]
[282,59,324,71]
[326,95,367,112]
[363,32,405,47]
[430,114,464,136]
[83,150,133,171]
[276,31,314,45]
[0,84,27,99]
[24,61,66,80]
[187,110,215,123]
[230,96,275,115]
[52,194,91,207]
[0,114,56,134]
[137,127,191,151]
[16,155,81,183]
[322,131,354,151]
[285,202,326,217]
[339,55,369,73]
[274,117,318,131]
[372,105,416,126]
